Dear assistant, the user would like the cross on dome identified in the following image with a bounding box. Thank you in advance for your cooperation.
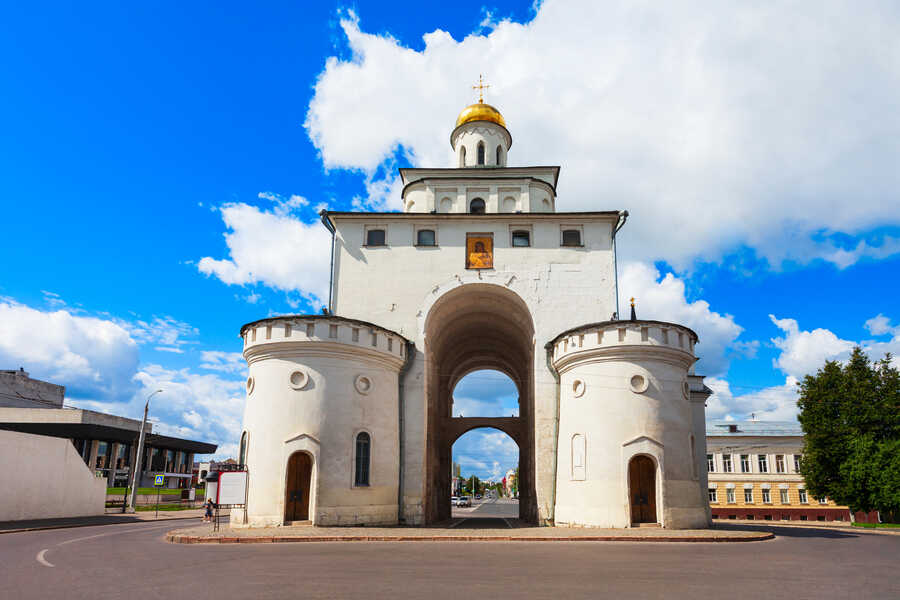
[472,74,490,103]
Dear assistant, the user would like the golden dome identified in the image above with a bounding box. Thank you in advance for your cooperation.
[455,101,506,129]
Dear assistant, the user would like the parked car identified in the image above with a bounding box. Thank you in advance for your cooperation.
[457,496,472,507]
[475,494,482,500]
[450,496,459,506]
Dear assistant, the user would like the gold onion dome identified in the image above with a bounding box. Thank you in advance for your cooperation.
[455,101,506,128]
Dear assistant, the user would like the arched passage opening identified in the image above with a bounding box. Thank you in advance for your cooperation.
[451,427,520,522]
[451,370,519,418]
[423,283,536,524]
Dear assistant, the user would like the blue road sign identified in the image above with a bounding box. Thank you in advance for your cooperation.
[154,474,165,486]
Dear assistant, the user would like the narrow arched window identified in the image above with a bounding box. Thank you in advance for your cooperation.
[469,198,485,214]
[477,142,485,165]
[459,146,466,167]
[496,145,502,166]
[239,431,248,467]
[354,432,371,486]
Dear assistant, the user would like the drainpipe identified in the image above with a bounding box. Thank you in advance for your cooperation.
[545,341,561,526]
[397,340,415,523]
[319,210,336,313]
[612,210,629,320]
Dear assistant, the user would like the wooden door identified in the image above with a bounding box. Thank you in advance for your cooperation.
[629,455,657,524]
[285,452,312,522]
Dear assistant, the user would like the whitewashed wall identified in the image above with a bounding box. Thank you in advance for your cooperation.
[331,214,617,524]
[0,430,106,521]
[551,322,710,528]
[238,317,406,527]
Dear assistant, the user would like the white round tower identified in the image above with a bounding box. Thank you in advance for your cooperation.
[548,319,711,529]
[236,315,409,528]
[450,101,511,167]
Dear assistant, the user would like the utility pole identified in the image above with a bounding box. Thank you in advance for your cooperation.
[126,389,162,513]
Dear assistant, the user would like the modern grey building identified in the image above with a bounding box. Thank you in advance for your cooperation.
[0,369,216,489]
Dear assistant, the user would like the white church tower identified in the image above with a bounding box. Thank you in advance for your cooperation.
[235,85,712,529]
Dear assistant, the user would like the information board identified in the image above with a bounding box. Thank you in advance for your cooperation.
[216,471,248,505]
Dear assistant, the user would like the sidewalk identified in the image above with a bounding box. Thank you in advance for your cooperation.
[0,509,212,534]
[166,519,774,544]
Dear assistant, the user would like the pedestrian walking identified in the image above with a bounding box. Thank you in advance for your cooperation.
[203,498,215,523]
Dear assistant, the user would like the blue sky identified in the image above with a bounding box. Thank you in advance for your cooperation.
[1,1,899,479]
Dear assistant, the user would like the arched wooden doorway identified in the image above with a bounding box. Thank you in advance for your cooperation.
[629,455,657,524]
[285,452,312,522]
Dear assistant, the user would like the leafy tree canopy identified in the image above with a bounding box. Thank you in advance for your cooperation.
[798,347,900,519]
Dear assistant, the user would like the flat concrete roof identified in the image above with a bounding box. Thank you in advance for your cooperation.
[0,407,217,453]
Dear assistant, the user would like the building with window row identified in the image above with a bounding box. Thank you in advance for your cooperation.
[0,369,216,489]
[705,421,877,523]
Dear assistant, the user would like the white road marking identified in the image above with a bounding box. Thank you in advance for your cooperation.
[36,549,53,568]
[57,523,175,546]
[35,522,177,567]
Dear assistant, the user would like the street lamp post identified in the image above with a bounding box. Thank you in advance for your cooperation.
[126,389,162,513]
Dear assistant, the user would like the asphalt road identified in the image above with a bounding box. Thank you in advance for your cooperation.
[1,519,898,600]
[452,496,520,521]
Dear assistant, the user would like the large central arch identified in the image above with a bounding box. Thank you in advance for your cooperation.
[423,283,536,523]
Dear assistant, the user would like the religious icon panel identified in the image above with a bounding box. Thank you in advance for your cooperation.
[466,234,493,269]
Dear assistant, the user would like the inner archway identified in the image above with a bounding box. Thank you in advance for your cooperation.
[423,283,536,524]
[451,427,520,523]
[451,370,519,418]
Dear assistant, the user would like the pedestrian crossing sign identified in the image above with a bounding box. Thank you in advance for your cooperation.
[154,474,165,486]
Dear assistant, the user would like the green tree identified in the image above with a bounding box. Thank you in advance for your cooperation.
[798,347,900,520]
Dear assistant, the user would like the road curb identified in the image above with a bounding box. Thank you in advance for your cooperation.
[165,531,774,544]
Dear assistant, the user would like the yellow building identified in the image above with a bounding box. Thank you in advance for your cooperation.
[705,422,872,523]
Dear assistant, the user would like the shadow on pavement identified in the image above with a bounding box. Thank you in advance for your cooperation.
[0,514,144,532]
[451,518,514,529]
[714,523,860,539]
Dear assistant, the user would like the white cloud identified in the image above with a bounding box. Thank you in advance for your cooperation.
[305,3,900,270]
[453,428,519,479]
[865,314,895,337]
[451,370,519,417]
[118,315,198,353]
[258,191,309,214]
[0,297,244,460]
[769,314,855,379]
[352,172,404,212]
[710,313,900,421]
[199,351,247,375]
[182,410,204,429]
[452,396,519,418]
[130,365,245,460]
[0,299,140,402]
[197,201,332,305]
[705,376,800,422]
[78,362,246,461]
[862,315,900,368]
[41,290,67,309]
[618,262,747,376]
